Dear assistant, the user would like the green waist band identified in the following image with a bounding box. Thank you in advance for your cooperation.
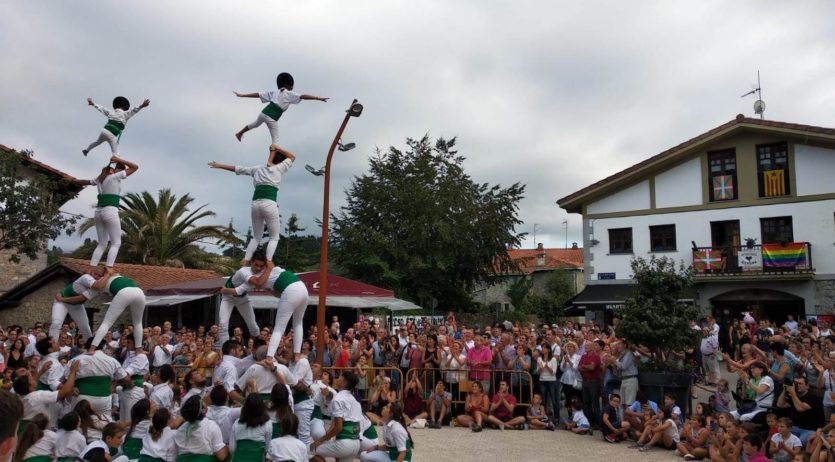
[312,405,323,420]
[104,119,125,136]
[109,276,138,296]
[225,277,234,289]
[336,421,360,440]
[122,437,143,460]
[271,421,282,439]
[252,184,278,202]
[36,381,50,391]
[273,271,300,294]
[61,283,79,298]
[258,393,272,402]
[176,454,217,462]
[138,456,166,462]
[362,425,378,439]
[23,456,51,462]
[261,102,284,121]
[292,390,309,404]
[17,420,29,437]
[388,443,413,462]
[132,375,145,387]
[77,376,112,397]
[97,193,120,208]
[57,457,76,462]
[231,439,265,462]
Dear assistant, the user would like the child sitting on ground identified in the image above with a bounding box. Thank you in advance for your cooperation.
[526,393,554,430]
[564,398,590,435]
[632,406,679,453]
[602,393,632,443]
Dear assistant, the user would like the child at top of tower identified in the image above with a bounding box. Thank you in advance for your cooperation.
[234,72,328,146]
[82,96,150,156]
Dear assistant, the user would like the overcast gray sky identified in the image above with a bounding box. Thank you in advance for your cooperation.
[2,1,834,254]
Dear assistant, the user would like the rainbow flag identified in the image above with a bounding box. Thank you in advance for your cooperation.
[693,249,723,271]
[762,242,807,268]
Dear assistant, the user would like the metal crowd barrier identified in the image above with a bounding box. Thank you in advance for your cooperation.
[404,367,534,409]
[322,366,405,407]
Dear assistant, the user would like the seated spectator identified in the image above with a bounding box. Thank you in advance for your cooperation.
[527,393,554,430]
[485,380,525,430]
[769,417,801,462]
[742,434,770,462]
[730,361,773,424]
[776,375,823,447]
[426,381,451,428]
[563,398,589,435]
[402,375,427,426]
[601,393,631,443]
[632,406,678,452]
[676,414,710,460]
[808,428,835,462]
[623,391,659,433]
[454,381,489,433]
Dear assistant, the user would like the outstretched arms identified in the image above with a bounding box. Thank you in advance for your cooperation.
[208,161,236,172]
[233,91,259,98]
[300,94,329,102]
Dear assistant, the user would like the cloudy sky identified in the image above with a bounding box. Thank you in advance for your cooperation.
[2,1,834,253]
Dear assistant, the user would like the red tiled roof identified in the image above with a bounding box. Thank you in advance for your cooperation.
[0,144,81,184]
[506,247,583,273]
[557,115,835,212]
[60,257,219,291]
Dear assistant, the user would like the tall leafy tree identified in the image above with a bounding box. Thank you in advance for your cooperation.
[332,136,526,308]
[0,150,79,262]
[78,189,241,273]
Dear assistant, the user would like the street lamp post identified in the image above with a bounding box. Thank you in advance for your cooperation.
[316,99,363,364]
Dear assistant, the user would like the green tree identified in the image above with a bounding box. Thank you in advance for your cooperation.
[0,151,79,262]
[520,270,576,322]
[332,136,526,308]
[78,189,241,273]
[506,277,532,310]
[615,256,700,369]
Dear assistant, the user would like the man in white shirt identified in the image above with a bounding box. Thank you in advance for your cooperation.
[290,352,314,445]
[152,335,173,368]
[310,371,362,462]
[214,340,242,397]
[69,338,129,420]
[218,259,266,343]
[235,346,297,400]
[700,327,720,386]
[205,385,240,445]
[118,336,149,422]
[183,370,209,403]
[16,359,79,429]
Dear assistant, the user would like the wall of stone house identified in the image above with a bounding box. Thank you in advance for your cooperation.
[0,280,63,328]
[815,279,835,315]
[0,249,47,295]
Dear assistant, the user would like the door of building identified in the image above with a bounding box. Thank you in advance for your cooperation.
[711,220,741,271]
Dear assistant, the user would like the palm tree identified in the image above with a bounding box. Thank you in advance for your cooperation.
[78,189,242,273]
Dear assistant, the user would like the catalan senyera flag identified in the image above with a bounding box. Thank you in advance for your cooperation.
[763,169,786,197]
[713,175,734,200]
[762,242,807,268]
[693,249,723,271]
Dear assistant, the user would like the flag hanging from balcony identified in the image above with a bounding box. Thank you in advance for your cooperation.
[762,242,806,268]
[693,249,723,271]
[763,169,786,197]
[713,175,734,200]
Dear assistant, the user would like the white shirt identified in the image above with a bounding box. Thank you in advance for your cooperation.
[537,357,559,382]
[153,344,173,367]
[383,420,410,454]
[771,432,802,462]
[39,351,64,390]
[183,387,209,403]
[268,435,308,462]
[234,266,293,296]
[174,418,225,456]
[331,389,363,423]
[68,274,100,301]
[93,103,144,124]
[559,353,581,385]
[311,381,335,418]
[235,160,292,192]
[123,352,150,377]
[128,420,152,440]
[22,390,59,420]
[214,356,240,392]
[572,410,589,427]
[23,429,57,458]
[229,420,271,452]
[55,429,87,458]
[205,405,240,445]
[140,427,177,462]
[91,170,128,197]
[236,355,256,377]
[291,358,313,387]
[150,383,174,413]
[258,89,302,111]
[70,350,128,381]
[236,362,297,395]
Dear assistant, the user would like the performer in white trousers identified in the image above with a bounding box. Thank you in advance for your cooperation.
[359,403,415,462]
[82,96,149,157]
[222,261,309,359]
[217,255,268,343]
[68,340,129,420]
[74,155,139,268]
[289,354,314,445]
[90,268,146,352]
[310,364,336,441]
[311,371,363,462]
[233,72,328,144]
[118,336,149,422]
[49,268,103,340]
[208,146,293,265]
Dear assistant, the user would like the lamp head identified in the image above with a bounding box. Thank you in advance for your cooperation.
[338,142,356,152]
[305,164,325,176]
[347,102,363,117]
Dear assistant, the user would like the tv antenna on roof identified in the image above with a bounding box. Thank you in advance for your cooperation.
[741,70,765,119]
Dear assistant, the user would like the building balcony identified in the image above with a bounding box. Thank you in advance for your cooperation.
[692,242,814,281]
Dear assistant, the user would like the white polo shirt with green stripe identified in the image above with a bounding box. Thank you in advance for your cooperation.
[59,274,100,301]
[258,89,302,121]
[91,170,127,208]
[235,159,292,203]
[233,266,300,297]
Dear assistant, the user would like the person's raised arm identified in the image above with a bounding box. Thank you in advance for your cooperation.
[91,268,115,291]
[111,155,139,177]
[55,293,88,305]
[88,98,111,117]
[233,91,259,98]
[299,95,328,102]
[208,161,236,173]
[58,360,80,401]
[127,99,150,118]
[73,178,93,187]
[246,261,273,288]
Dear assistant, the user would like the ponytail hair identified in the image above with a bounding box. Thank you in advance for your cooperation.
[14,414,48,462]
[150,408,171,441]
[128,399,151,438]
[269,383,293,423]
[389,402,415,449]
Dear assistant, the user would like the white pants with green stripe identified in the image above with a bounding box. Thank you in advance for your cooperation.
[50,301,93,340]
[246,113,279,144]
[266,281,308,357]
[85,129,119,155]
[244,200,280,262]
[90,206,122,267]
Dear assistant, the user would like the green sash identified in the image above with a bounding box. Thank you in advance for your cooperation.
[97,193,120,208]
[261,103,284,121]
[104,119,126,137]
[272,271,300,295]
[132,375,145,387]
[292,390,309,404]
[362,425,378,440]
[231,439,265,462]
[35,381,50,391]
[258,393,272,402]
[110,447,118,457]
[61,283,79,298]
[387,439,413,462]
[271,421,282,438]
[57,457,76,462]
[17,419,29,437]
[139,456,166,462]
[22,456,51,462]
[336,421,360,440]
[252,184,278,202]
[123,436,143,460]
[225,277,235,289]
[176,454,217,462]
[109,276,138,296]
[312,405,323,420]
[77,376,112,397]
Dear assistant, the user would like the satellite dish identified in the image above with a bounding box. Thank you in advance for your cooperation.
[754,99,766,115]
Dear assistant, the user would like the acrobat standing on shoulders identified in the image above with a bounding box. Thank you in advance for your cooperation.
[208,145,294,265]
[83,96,150,156]
[234,72,328,146]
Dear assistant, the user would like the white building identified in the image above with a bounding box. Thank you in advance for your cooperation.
[558,115,835,327]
